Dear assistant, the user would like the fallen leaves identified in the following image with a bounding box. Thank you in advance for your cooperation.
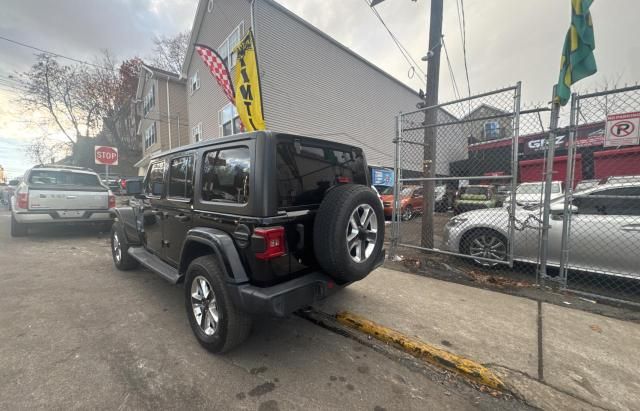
[466,270,532,289]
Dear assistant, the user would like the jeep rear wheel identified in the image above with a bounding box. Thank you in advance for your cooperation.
[185,256,252,353]
[313,185,385,283]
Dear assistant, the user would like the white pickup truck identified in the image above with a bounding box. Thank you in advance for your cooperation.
[10,166,115,237]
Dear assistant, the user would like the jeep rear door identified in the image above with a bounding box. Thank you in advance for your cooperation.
[274,135,369,276]
[163,154,195,266]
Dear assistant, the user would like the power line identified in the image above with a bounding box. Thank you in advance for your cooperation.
[441,37,461,101]
[460,0,471,97]
[0,35,107,70]
[364,0,427,84]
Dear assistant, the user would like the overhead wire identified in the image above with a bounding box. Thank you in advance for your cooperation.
[364,0,426,88]
[441,36,462,102]
[0,35,108,70]
[459,0,472,97]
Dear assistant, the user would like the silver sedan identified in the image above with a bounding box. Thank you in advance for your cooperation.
[442,182,640,279]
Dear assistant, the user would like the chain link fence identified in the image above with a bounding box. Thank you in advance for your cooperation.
[557,85,640,305]
[389,83,640,306]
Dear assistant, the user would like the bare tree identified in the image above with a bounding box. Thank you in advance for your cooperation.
[18,54,100,146]
[149,31,189,74]
[25,137,71,165]
[91,52,142,154]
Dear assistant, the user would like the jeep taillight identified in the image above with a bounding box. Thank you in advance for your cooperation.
[17,192,28,209]
[253,227,286,260]
[108,192,116,209]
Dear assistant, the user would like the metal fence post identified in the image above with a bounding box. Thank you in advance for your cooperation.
[508,82,522,267]
[538,87,561,280]
[391,113,403,258]
[558,93,579,288]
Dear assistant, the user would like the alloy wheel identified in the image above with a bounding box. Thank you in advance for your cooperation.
[468,233,507,266]
[191,276,219,336]
[346,204,378,263]
[112,232,122,263]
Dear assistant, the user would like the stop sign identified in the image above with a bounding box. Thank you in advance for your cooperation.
[95,145,119,166]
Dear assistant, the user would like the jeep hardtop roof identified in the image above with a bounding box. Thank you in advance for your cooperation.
[149,130,365,161]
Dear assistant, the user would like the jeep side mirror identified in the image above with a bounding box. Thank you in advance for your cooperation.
[126,180,143,196]
[152,182,165,196]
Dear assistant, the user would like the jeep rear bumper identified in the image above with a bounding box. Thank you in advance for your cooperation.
[228,272,344,317]
[227,249,384,317]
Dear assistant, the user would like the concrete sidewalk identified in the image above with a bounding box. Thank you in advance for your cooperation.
[315,268,640,411]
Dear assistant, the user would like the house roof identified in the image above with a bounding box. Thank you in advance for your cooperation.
[142,64,181,79]
[181,0,420,98]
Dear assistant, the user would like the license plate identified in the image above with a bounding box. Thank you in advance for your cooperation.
[58,211,84,218]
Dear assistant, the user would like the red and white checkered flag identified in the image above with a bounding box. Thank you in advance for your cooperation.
[195,44,235,104]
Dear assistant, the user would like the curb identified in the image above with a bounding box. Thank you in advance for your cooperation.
[336,311,505,391]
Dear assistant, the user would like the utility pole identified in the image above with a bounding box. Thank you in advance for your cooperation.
[422,0,443,248]
[370,0,443,248]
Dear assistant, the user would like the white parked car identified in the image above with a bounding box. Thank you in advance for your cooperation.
[10,166,115,237]
[443,182,640,279]
[513,181,564,206]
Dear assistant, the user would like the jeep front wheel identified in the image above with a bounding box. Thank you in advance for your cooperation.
[185,256,252,353]
[313,185,385,283]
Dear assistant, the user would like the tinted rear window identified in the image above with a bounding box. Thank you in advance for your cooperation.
[28,170,101,186]
[276,140,367,208]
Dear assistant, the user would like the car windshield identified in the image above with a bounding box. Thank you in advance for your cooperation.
[377,186,394,195]
[29,170,101,186]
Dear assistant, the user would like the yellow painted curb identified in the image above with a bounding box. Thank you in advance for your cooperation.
[336,311,505,391]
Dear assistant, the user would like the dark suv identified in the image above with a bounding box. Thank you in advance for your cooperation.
[110,132,385,352]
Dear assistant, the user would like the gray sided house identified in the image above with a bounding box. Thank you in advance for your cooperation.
[182,0,467,171]
[462,104,514,145]
[135,64,189,174]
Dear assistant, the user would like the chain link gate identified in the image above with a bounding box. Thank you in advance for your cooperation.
[558,85,640,305]
[391,84,523,270]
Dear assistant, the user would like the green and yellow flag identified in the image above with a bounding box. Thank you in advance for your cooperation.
[233,29,266,131]
[555,0,597,106]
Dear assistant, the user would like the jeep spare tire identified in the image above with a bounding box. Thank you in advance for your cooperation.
[313,184,384,282]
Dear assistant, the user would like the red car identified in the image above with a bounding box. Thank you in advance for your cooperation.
[379,185,424,220]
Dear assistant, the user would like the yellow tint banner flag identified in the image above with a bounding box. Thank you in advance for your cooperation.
[233,29,265,131]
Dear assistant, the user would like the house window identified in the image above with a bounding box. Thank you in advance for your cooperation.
[144,122,157,149]
[192,122,202,142]
[143,84,155,115]
[218,22,244,68]
[218,104,241,137]
[483,121,501,140]
[190,71,200,95]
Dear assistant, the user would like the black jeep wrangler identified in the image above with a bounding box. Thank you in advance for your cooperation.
[110,131,384,352]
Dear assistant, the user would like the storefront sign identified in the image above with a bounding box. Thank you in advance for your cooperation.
[371,168,394,186]
[605,112,640,147]
[524,134,566,154]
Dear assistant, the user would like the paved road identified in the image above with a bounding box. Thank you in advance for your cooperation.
[0,210,529,410]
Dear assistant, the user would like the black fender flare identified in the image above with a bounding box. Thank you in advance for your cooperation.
[179,227,249,284]
[112,207,141,245]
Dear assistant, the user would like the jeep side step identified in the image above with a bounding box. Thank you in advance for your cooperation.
[128,247,181,284]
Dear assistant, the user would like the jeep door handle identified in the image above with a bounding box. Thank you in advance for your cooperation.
[175,214,190,222]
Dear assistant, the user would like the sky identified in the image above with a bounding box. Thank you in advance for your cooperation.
[1,0,639,178]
